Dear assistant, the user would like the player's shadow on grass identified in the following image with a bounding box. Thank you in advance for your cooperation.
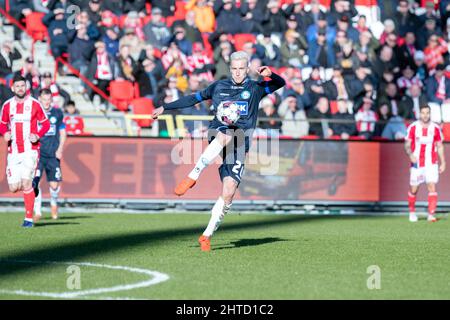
[213,237,289,250]
[0,214,386,277]
[34,222,80,227]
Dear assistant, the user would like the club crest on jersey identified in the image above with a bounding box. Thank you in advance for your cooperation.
[50,116,57,124]
[241,90,251,100]
[25,105,30,111]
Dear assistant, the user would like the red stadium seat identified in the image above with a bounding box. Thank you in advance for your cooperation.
[165,15,177,27]
[329,100,338,114]
[130,98,155,127]
[233,33,256,51]
[109,80,135,111]
[174,1,188,19]
[25,12,47,41]
[302,135,320,140]
[442,123,450,141]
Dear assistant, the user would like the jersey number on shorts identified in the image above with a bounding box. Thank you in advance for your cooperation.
[232,160,244,180]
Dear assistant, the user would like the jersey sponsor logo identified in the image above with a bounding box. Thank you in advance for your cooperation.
[226,101,248,116]
[46,124,57,136]
[241,90,251,100]
[10,113,31,121]
[220,93,230,96]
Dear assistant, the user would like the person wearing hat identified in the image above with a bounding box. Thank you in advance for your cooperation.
[0,40,22,79]
[307,27,336,69]
[213,0,243,35]
[254,31,282,68]
[393,0,421,37]
[87,0,102,25]
[262,0,286,36]
[280,29,307,68]
[7,0,33,44]
[425,63,450,105]
[149,0,176,17]
[282,0,314,33]
[306,10,336,47]
[336,14,359,43]
[143,7,171,49]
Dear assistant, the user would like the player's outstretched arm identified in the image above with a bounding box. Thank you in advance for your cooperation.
[258,66,286,93]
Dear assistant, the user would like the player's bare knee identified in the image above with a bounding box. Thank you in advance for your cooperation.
[9,185,20,193]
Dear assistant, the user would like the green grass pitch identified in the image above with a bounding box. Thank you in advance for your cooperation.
[0,211,449,300]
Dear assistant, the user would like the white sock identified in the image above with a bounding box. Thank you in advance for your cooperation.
[215,202,232,232]
[50,186,60,207]
[188,139,224,181]
[34,188,42,216]
[203,197,225,237]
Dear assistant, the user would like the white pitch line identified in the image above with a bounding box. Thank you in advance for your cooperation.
[0,259,169,299]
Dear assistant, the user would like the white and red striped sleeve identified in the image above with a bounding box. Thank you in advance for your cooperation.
[0,101,10,135]
[434,125,444,143]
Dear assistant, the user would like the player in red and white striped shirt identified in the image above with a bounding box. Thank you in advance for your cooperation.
[404,104,446,223]
[0,75,50,228]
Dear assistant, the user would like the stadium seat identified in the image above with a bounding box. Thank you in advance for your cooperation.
[130,98,155,128]
[442,123,450,141]
[174,1,188,19]
[329,100,338,114]
[165,16,177,27]
[233,33,257,51]
[201,33,213,59]
[25,12,47,41]
[109,80,135,112]
[301,135,320,140]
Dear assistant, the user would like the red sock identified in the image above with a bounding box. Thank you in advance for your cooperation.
[408,192,416,213]
[23,188,35,220]
[428,192,438,215]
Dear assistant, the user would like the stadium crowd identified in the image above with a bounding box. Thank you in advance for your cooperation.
[1,0,450,139]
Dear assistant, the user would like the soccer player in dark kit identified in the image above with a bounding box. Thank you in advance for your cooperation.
[33,89,66,221]
[152,51,286,251]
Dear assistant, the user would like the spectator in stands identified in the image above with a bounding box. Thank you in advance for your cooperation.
[418,18,443,50]
[167,25,193,56]
[186,0,216,33]
[399,83,428,120]
[425,63,450,104]
[282,77,312,111]
[138,44,165,83]
[186,42,214,82]
[335,15,359,43]
[278,94,309,138]
[420,1,440,27]
[0,40,22,79]
[122,0,146,15]
[397,31,417,69]
[123,11,145,40]
[374,103,390,137]
[255,32,282,68]
[67,23,95,77]
[240,0,265,34]
[413,50,428,81]
[331,98,357,140]
[102,26,120,57]
[87,0,102,25]
[262,0,286,37]
[307,96,333,138]
[307,25,336,69]
[328,0,358,26]
[354,30,379,64]
[141,58,160,100]
[86,41,119,111]
[256,96,282,137]
[378,82,402,117]
[396,64,423,94]
[248,58,263,81]
[379,19,396,45]
[393,0,420,37]
[37,71,71,108]
[355,97,378,139]
[373,46,400,82]
[8,0,33,44]
[304,66,337,106]
[117,44,138,82]
[19,57,40,94]
[120,27,146,60]
[280,29,307,68]
[151,0,176,17]
[100,0,124,16]
[63,100,85,136]
[213,0,242,35]
[43,7,69,62]
[173,10,202,44]
[306,11,335,46]
[336,40,360,76]
[0,78,13,104]
[143,7,171,49]
[382,115,407,141]
[283,0,313,34]
[424,35,448,72]
[214,40,232,80]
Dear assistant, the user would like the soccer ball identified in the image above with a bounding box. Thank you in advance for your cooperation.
[216,101,241,125]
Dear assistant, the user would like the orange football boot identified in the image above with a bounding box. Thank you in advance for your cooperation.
[174,177,196,196]
[198,235,211,252]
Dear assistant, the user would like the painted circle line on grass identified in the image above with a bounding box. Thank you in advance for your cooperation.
[0,259,170,299]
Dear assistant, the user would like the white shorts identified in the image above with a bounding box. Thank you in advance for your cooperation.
[6,150,39,185]
[410,164,439,186]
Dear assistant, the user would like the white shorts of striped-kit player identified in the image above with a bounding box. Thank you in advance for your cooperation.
[6,150,38,184]
[410,164,439,186]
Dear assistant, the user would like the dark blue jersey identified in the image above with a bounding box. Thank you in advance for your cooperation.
[163,73,286,131]
[40,106,65,158]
